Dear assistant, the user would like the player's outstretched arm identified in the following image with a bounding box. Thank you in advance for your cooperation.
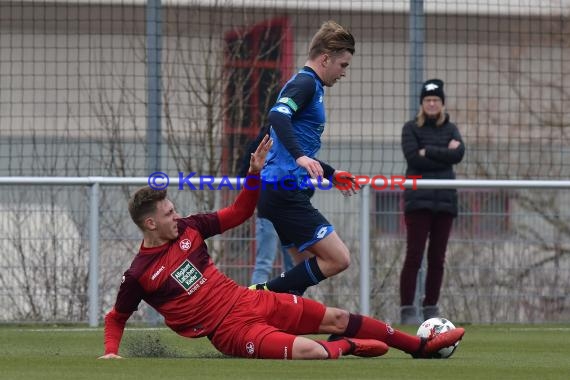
[100,307,132,360]
[217,135,272,232]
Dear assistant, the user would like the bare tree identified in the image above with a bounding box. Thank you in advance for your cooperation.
[457,16,570,322]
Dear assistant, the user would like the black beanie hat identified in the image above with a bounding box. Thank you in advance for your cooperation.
[420,79,445,104]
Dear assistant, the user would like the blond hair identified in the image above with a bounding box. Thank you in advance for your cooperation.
[308,20,355,59]
[415,107,446,128]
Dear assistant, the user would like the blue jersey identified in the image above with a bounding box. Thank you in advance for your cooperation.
[262,67,325,184]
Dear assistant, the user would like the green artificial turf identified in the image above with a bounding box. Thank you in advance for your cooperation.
[0,324,569,380]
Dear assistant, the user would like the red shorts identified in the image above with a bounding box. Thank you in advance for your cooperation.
[208,290,326,359]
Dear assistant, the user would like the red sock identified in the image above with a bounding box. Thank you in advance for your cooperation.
[316,339,352,359]
[345,313,421,353]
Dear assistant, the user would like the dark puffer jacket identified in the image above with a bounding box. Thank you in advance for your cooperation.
[401,114,465,216]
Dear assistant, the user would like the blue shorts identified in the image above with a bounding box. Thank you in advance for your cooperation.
[257,182,334,252]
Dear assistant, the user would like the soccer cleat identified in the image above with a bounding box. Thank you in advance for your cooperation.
[328,335,389,357]
[248,283,269,291]
[413,327,465,358]
[347,338,389,357]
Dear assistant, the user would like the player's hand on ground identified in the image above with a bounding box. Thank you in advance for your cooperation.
[296,156,324,179]
[98,353,123,359]
[332,170,359,197]
[249,134,273,173]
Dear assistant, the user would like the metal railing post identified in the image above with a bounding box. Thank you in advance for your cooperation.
[409,0,425,321]
[359,185,371,316]
[88,182,100,327]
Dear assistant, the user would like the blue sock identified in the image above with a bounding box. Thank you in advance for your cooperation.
[266,256,326,293]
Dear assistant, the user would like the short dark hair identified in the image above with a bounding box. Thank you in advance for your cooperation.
[308,20,355,59]
[128,186,167,229]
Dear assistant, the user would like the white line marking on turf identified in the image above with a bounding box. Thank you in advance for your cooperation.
[495,327,570,332]
[21,327,170,333]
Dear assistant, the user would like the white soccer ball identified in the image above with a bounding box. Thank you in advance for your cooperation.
[416,317,459,358]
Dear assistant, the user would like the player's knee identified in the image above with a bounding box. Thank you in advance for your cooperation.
[324,308,350,333]
[315,245,350,276]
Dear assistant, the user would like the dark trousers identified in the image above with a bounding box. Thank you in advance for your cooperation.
[400,209,454,307]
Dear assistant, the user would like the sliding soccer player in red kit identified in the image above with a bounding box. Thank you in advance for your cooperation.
[100,135,464,360]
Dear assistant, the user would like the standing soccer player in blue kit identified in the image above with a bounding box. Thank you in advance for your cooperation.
[251,20,358,295]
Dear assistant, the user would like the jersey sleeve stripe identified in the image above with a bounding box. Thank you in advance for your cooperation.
[277,97,299,112]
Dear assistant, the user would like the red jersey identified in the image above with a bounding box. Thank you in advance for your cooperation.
[104,175,260,355]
